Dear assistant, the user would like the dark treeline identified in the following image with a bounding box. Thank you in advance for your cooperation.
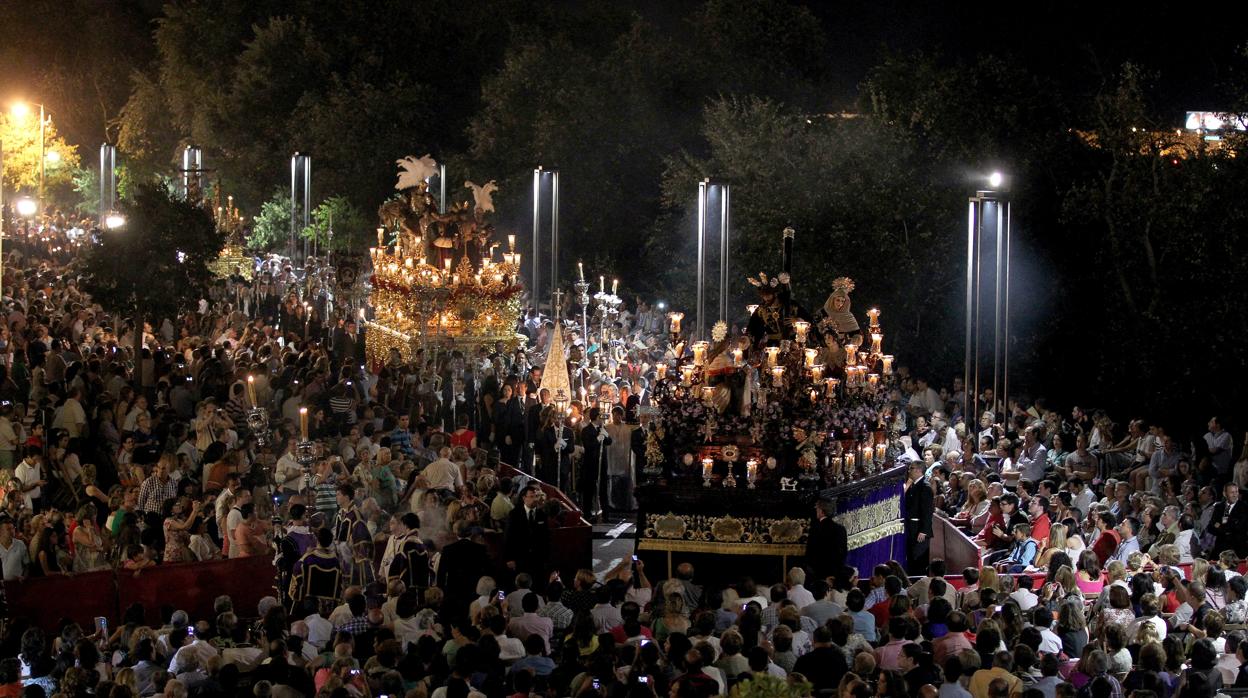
[4,0,1248,429]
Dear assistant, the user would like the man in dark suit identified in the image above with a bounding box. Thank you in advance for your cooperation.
[805,497,848,583]
[504,483,551,582]
[435,520,489,625]
[904,460,935,574]
[630,411,654,478]
[579,407,612,519]
[524,388,551,474]
[1206,482,1248,557]
[498,384,527,467]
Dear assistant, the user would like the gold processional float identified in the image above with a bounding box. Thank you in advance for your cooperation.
[365,155,528,366]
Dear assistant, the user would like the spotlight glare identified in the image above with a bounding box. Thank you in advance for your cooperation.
[988,172,1004,189]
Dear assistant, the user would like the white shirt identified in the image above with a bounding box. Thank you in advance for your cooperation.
[14,460,42,508]
[303,613,332,649]
[1008,589,1038,611]
[0,538,28,580]
[169,639,220,674]
[787,584,816,609]
[1037,627,1063,655]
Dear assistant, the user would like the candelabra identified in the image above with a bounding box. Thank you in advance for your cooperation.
[295,439,319,491]
[574,276,590,353]
[246,407,271,447]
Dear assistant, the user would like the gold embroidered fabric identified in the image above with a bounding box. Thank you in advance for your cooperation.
[833,499,903,549]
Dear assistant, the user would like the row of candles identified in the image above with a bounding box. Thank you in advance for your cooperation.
[576,262,620,296]
[667,306,884,338]
[698,442,890,482]
[370,233,521,287]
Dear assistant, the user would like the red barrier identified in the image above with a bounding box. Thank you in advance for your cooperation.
[5,557,277,632]
[3,569,115,631]
[116,556,277,628]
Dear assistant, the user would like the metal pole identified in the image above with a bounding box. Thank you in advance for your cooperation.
[992,199,1003,417]
[303,155,312,263]
[1003,201,1012,416]
[696,180,707,340]
[532,167,542,305]
[439,164,447,214]
[964,200,976,426]
[718,183,730,324]
[550,170,559,309]
[290,154,298,259]
[38,105,45,216]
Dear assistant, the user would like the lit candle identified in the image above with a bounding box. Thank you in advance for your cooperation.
[876,444,887,462]
[867,308,880,326]
[793,320,810,344]
[578,261,584,280]
[370,247,378,258]
[746,304,759,316]
[825,377,839,397]
[657,363,668,380]
[680,364,695,385]
[444,258,452,271]
[833,456,843,475]
[810,389,818,403]
[765,346,781,368]
[804,348,818,367]
[702,457,714,480]
[858,351,868,366]
[868,373,880,388]
[246,375,257,407]
[692,341,709,366]
[731,348,744,366]
[882,355,894,375]
[513,253,521,266]
[771,365,785,387]
[612,279,619,295]
[600,275,605,293]
[846,452,856,469]
[871,332,882,355]
[862,446,874,465]
[747,459,759,482]
[377,227,385,246]
[668,312,684,334]
[299,406,309,441]
[811,364,824,384]
[508,234,516,250]
[844,344,858,366]
[406,258,414,268]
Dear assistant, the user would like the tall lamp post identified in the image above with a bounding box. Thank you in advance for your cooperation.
[964,172,1011,424]
[10,102,48,215]
[532,166,559,311]
[695,178,731,340]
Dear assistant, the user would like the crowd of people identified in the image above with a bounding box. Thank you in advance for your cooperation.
[0,207,1244,698]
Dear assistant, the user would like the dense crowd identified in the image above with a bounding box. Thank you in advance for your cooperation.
[0,209,1244,698]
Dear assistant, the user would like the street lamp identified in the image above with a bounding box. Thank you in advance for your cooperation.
[964,175,1012,424]
[104,212,126,230]
[15,198,37,217]
[10,101,48,214]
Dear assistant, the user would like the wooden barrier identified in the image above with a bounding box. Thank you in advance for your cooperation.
[4,556,277,632]
[931,514,983,573]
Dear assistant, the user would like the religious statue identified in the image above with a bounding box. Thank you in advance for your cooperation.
[818,277,862,337]
[745,272,814,347]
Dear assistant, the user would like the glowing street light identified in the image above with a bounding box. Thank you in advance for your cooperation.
[44,150,60,164]
[10,100,49,212]
[104,212,126,230]
[988,171,1004,189]
[15,198,37,217]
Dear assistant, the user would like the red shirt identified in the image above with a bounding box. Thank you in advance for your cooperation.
[1030,513,1051,546]
[1091,529,1121,567]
